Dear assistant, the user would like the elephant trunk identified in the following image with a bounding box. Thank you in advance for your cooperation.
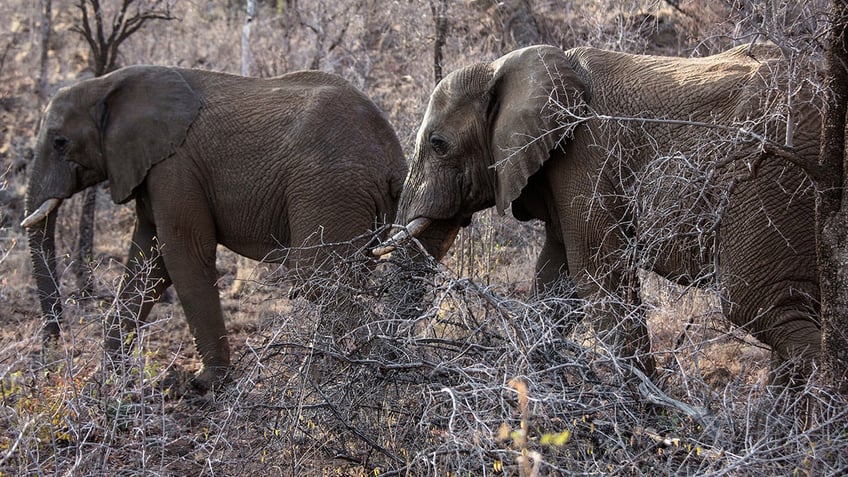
[413,220,460,261]
[24,192,64,343]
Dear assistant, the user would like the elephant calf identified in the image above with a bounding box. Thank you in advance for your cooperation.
[23,65,411,391]
[382,43,821,386]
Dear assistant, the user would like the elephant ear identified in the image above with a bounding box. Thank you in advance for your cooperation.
[96,66,202,204]
[487,45,587,214]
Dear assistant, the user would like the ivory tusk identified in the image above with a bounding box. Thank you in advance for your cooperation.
[372,244,397,257]
[21,198,62,228]
[372,217,433,256]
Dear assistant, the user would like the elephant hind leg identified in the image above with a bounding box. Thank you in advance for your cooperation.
[284,200,375,304]
[106,209,173,359]
[759,312,821,388]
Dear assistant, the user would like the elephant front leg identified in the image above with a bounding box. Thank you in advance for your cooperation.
[576,265,655,378]
[175,278,231,393]
[158,231,230,393]
[104,212,172,375]
[562,203,656,378]
[143,173,231,392]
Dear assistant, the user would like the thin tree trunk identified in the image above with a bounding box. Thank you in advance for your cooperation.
[491,0,542,52]
[230,0,258,297]
[68,0,174,300]
[242,0,256,76]
[817,0,848,395]
[37,0,52,105]
[430,0,448,85]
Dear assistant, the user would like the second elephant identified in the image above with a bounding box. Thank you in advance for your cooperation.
[23,65,423,391]
[388,44,821,385]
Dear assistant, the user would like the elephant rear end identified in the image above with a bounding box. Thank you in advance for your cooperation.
[175,69,407,263]
[720,81,821,386]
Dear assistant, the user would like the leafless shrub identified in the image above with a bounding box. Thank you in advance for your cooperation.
[1,224,846,475]
[184,251,848,475]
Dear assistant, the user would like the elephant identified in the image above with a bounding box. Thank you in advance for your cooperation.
[23,65,420,391]
[382,43,821,386]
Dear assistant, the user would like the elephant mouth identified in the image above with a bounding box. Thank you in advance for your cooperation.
[372,216,463,259]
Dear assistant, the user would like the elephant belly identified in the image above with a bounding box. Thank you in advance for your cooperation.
[211,204,291,263]
[219,239,290,264]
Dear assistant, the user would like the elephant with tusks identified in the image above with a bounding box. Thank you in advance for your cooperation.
[379,44,821,386]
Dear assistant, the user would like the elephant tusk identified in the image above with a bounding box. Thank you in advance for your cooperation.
[21,198,62,228]
[372,244,397,257]
[372,217,433,256]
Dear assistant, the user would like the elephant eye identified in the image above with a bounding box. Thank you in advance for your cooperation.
[53,136,69,152]
[429,135,450,156]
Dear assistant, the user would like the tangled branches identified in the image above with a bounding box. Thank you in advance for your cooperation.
[1,237,845,475]
[207,244,847,475]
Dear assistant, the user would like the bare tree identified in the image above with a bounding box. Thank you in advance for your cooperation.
[72,0,175,76]
[817,0,848,394]
[739,0,848,394]
[69,0,175,296]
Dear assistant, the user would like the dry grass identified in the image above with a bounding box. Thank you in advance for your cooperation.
[1,0,846,475]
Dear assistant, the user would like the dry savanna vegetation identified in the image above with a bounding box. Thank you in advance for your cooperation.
[1,0,847,475]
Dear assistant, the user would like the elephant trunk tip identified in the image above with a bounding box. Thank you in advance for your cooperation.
[21,198,62,228]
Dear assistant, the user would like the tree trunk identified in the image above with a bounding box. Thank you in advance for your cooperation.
[431,0,448,85]
[69,0,174,300]
[229,0,258,297]
[242,0,256,76]
[818,0,848,395]
[37,0,52,105]
[491,0,542,51]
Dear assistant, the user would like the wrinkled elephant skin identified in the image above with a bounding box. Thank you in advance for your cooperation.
[394,44,821,386]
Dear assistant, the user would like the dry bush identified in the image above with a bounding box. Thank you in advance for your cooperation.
[1,0,845,475]
[2,246,845,475]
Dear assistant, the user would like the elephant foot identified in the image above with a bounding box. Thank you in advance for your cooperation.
[39,332,65,375]
[188,364,231,394]
[155,364,229,398]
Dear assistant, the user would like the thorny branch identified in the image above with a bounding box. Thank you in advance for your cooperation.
[555,107,822,183]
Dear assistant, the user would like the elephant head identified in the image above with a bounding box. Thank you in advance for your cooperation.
[392,46,585,253]
[23,66,201,341]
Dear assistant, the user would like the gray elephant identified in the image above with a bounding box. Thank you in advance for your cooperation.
[383,44,821,385]
[23,65,420,391]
